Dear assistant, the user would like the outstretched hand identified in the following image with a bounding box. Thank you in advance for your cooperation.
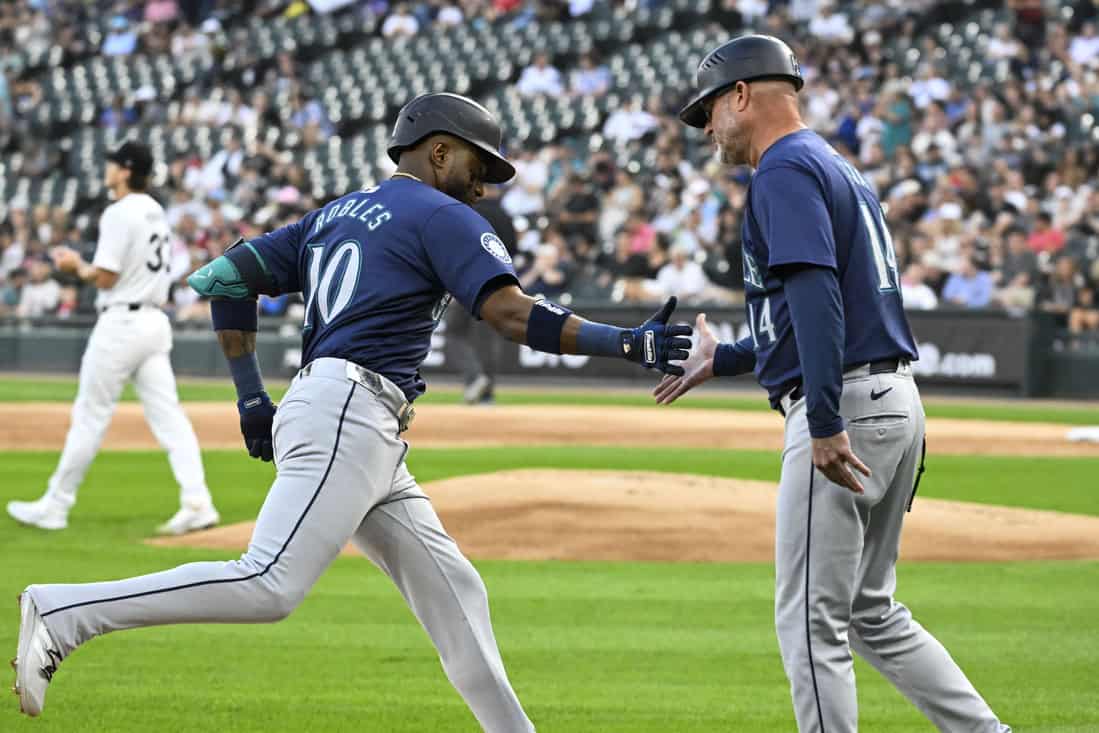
[624,296,693,375]
[653,313,718,404]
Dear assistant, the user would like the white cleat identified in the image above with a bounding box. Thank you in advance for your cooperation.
[13,591,62,717]
[463,374,492,404]
[7,497,69,531]
[156,503,220,536]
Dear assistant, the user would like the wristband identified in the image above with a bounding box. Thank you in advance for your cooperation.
[526,300,572,354]
[575,320,627,358]
[228,353,265,399]
[210,298,259,332]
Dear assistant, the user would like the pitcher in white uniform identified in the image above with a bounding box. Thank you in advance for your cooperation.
[6,141,219,536]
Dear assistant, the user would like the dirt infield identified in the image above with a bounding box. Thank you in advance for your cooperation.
[6,399,1096,563]
[1,402,1097,456]
[149,469,1099,563]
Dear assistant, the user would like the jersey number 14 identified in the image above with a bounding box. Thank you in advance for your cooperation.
[860,202,899,291]
[747,297,776,347]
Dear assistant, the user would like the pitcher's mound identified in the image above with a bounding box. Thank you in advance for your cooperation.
[149,470,1099,562]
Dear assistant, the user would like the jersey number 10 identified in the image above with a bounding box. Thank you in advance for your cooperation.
[303,240,362,330]
[860,202,899,291]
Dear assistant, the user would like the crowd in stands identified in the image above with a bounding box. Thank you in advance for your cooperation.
[1,0,1098,345]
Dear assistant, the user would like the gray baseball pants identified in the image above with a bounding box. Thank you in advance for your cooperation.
[775,362,1010,732]
[27,357,534,733]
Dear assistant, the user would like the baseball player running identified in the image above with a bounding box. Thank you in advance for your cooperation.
[6,142,219,536]
[657,36,1012,732]
[12,93,691,729]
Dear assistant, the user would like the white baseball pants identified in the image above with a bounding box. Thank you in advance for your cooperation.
[44,306,212,510]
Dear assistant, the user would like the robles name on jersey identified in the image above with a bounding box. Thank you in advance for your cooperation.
[308,187,393,234]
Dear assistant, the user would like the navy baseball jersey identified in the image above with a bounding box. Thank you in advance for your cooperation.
[245,178,518,400]
[740,129,918,404]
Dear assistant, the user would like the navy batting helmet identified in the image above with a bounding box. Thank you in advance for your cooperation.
[387,93,515,183]
[679,35,804,129]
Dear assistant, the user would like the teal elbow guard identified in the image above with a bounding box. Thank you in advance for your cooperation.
[188,256,252,299]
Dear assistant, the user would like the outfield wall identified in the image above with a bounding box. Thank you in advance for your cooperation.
[0,308,1079,397]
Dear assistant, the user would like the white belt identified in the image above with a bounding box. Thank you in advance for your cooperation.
[297,357,415,432]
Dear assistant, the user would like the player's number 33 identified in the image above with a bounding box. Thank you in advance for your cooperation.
[146,233,169,273]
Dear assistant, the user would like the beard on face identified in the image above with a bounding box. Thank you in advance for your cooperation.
[440,173,476,204]
[440,176,463,201]
[436,152,481,204]
[715,126,749,167]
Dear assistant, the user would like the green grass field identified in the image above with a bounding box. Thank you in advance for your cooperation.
[2,375,1098,731]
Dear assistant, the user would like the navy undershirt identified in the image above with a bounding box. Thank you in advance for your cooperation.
[780,264,845,438]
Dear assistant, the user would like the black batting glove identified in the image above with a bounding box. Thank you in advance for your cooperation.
[622,296,694,376]
[237,391,276,462]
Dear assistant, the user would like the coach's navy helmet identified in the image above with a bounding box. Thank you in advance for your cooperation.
[387,92,516,183]
[679,34,804,129]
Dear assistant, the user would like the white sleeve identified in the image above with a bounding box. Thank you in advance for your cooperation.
[91,205,129,272]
